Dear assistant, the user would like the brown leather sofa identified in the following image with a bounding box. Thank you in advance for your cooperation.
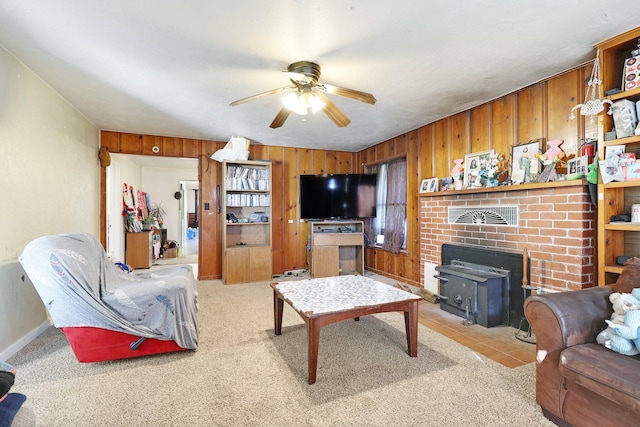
[525,280,640,427]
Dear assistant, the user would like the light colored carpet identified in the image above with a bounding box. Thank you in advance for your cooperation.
[8,279,553,426]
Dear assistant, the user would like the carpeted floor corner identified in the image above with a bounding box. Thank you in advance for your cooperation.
[8,279,553,426]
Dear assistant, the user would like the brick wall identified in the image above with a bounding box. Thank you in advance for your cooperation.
[419,183,596,292]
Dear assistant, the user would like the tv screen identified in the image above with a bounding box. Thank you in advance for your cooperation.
[300,174,377,219]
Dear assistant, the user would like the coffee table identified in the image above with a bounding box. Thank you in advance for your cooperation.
[271,275,421,384]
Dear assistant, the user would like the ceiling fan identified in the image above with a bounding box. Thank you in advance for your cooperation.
[229,61,376,128]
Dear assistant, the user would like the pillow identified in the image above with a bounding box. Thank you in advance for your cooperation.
[613,257,640,293]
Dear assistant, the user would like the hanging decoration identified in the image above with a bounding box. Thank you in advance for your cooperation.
[569,48,613,124]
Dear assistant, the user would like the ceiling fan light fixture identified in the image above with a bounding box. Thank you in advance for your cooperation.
[281,91,325,115]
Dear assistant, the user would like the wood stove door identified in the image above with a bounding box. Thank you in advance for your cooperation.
[439,274,477,322]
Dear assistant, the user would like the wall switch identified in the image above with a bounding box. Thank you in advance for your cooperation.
[288,219,293,223]
[204,202,210,210]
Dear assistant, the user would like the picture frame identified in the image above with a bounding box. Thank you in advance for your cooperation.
[567,155,588,178]
[510,139,543,184]
[463,149,495,188]
[441,176,454,191]
[419,177,439,193]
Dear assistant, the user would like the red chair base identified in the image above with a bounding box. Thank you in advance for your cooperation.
[60,327,188,362]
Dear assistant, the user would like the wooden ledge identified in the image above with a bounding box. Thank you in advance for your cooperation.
[418,178,590,198]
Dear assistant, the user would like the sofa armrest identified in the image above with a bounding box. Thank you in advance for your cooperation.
[524,286,614,419]
[525,286,613,353]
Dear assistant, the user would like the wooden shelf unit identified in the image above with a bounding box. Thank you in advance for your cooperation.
[596,26,640,285]
[308,221,364,278]
[221,160,272,284]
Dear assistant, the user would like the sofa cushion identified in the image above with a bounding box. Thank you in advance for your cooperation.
[560,343,640,413]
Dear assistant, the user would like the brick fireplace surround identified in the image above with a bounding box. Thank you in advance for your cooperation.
[419,181,596,293]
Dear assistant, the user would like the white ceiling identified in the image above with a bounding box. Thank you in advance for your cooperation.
[0,1,639,152]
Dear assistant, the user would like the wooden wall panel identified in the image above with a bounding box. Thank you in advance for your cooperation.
[141,135,162,156]
[101,131,120,152]
[162,137,182,157]
[450,112,468,167]
[326,151,338,173]
[337,151,353,173]
[517,82,545,143]
[270,148,285,275]
[182,139,201,158]
[198,155,221,279]
[471,104,491,152]
[418,125,434,181]
[547,69,580,156]
[120,133,142,153]
[282,148,300,272]
[312,150,326,174]
[433,119,450,178]
[491,94,516,157]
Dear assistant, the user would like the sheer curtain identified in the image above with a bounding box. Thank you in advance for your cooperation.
[382,158,406,253]
[364,158,406,254]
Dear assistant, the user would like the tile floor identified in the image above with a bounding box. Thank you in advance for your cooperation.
[418,300,537,368]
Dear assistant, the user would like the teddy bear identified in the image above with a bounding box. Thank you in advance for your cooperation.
[597,290,640,355]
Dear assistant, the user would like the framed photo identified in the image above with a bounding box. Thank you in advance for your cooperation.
[441,176,453,191]
[464,149,495,188]
[419,177,439,193]
[510,139,543,184]
[567,155,588,178]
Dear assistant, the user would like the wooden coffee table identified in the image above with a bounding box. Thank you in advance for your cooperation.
[271,275,421,384]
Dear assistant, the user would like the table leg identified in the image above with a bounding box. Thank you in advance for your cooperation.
[404,300,418,357]
[307,318,320,384]
[274,291,283,336]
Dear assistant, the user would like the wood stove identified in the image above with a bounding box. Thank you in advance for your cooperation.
[436,244,529,329]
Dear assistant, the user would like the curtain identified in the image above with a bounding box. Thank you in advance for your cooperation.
[382,158,406,253]
[364,164,379,247]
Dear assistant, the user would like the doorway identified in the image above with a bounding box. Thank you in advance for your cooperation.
[180,180,199,257]
[105,153,198,266]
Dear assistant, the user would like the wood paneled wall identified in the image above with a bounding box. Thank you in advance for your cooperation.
[357,64,589,287]
[99,131,356,279]
[100,62,589,285]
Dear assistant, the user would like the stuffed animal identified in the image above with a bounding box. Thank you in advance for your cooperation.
[597,291,640,356]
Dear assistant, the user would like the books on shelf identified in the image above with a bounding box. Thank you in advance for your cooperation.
[226,193,270,207]
[226,165,270,191]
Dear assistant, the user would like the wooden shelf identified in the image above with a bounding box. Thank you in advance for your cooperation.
[605,223,640,231]
[418,178,589,198]
[603,135,640,147]
[608,87,640,101]
[221,160,272,284]
[596,26,640,286]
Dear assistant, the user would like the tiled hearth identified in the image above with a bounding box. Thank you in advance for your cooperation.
[419,181,596,292]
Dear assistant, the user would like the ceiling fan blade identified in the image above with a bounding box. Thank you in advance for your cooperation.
[320,84,376,105]
[230,86,292,106]
[269,107,291,129]
[315,92,351,127]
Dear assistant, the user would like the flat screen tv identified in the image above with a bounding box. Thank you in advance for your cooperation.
[300,174,377,219]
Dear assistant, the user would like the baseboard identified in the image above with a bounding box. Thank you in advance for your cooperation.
[0,320,51,361]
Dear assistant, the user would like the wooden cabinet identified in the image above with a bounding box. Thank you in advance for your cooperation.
[221,160,272,284]
[596,27,640,285]
[308,221,364,278]
[125,231,153,269]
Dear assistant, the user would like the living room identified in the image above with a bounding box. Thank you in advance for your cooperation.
[1,3,640,425]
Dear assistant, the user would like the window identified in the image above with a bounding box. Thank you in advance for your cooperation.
[365,157,407,253]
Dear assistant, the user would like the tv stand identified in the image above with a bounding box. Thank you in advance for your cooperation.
[308,220,364,278]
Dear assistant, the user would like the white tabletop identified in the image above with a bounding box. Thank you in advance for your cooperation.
[274,275,421,315]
